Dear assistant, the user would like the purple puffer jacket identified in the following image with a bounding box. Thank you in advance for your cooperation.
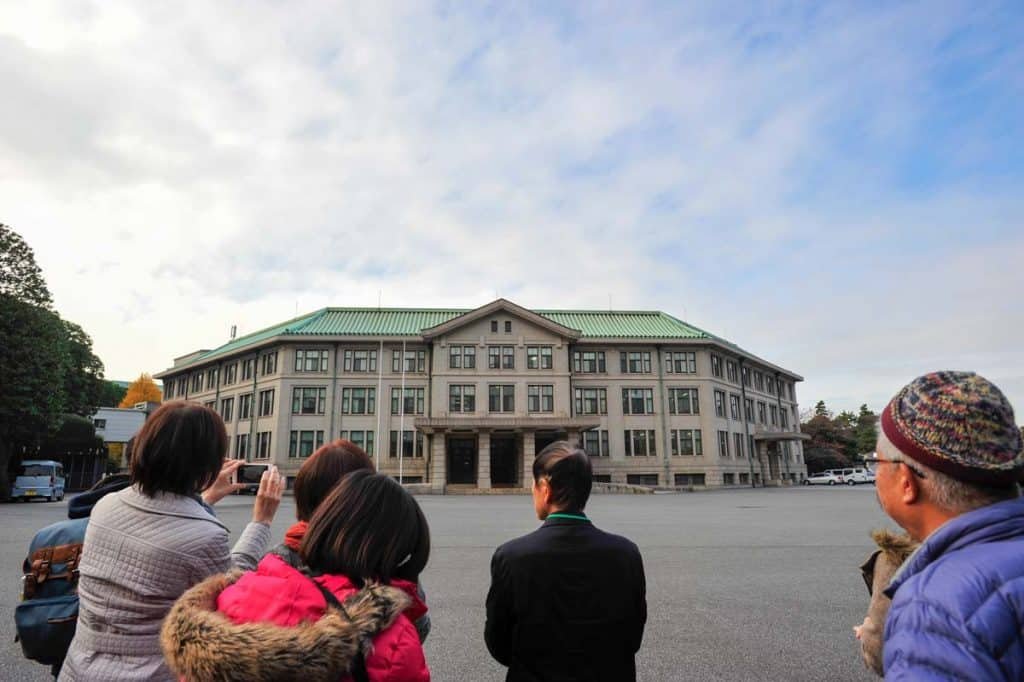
[883,495,1024,680]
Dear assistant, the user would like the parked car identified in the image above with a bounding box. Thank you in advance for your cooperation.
[803,471,843,486]
[840,467,875,485]
[10,460,66,501]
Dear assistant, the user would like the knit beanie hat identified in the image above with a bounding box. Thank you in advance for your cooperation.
[880,371,1024,486]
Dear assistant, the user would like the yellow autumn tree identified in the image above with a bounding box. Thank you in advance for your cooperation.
[118,373,163,407]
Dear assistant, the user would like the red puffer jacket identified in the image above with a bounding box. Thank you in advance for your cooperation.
[216,553,430,682]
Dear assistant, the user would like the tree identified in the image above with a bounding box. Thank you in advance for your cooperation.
[119,374,163,407]
[814,400,831,418]
[0,224,52,308]
[854,404,879,456]
[97,381,128,408]
[61,320,106,416]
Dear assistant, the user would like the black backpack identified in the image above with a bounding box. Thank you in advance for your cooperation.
[14,516,87,668]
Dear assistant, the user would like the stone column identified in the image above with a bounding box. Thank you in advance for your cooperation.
[430,431,446,493]
[477,430,491,490]
[521,431,535,488]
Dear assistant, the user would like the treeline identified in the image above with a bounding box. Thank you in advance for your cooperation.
[0,225,108,498]
[800,401,878,472]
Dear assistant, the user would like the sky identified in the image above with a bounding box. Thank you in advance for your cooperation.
[1,1,1022,417]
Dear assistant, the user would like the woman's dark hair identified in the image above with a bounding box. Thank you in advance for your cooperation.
[294,439,375,521]
[129,401,226,497]
[533,440,592,511]
[301,470,430,583]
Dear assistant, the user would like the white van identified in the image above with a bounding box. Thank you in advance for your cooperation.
[840,467,875,485]
[11,460,66,501]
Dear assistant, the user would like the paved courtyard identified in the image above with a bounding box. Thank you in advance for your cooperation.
[1,486,888,681]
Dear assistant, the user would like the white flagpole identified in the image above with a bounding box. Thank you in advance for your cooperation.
[399,339,406,484]
[375,338,383,470]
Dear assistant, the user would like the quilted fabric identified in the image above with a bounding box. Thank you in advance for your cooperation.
[883,496,1024,680]
[58,486,271,682]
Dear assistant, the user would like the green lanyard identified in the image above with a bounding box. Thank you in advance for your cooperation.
[547,512,590,522]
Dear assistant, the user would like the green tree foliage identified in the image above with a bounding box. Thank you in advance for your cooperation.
[97,380,128,408]
[0,224,107,499]
[814,400,831,418]
[854,404,879,456]
[800,403,871,472]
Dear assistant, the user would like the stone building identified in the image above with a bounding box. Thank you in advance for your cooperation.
[155,299,807,490]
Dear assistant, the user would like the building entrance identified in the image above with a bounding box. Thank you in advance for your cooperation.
[534,431,562,455]
[490,434,519,487]
[447,436,477,484]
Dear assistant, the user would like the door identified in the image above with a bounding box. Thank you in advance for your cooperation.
[447,436,477,484]
[490,435,519,487]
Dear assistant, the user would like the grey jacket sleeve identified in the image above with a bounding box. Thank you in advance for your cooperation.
[414,581,431,643]
[229,522,273,571]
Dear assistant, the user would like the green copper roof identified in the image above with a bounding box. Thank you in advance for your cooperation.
[183,306,727,370]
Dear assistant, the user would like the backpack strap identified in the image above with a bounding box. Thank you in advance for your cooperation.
[23,543,83,599]
[305,576,371,682]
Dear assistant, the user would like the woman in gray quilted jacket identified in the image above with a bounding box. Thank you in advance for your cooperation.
[59,401,284,681]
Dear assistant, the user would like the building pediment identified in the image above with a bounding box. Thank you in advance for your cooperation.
[420,298,581,341]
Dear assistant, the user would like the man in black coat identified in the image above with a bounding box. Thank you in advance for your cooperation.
[485,441,647,682]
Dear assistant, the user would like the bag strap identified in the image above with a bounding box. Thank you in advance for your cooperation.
[22,543,83,599]
[307,577,371,682]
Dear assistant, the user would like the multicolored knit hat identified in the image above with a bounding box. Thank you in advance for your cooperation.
[881,371,1024,486]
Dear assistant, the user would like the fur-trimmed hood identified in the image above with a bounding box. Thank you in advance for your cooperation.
[870,529,917,566]
[161,569,410,682]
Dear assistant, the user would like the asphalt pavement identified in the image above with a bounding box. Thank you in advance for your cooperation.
[1,486,888,681]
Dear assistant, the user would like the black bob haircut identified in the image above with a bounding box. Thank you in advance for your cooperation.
[129,401,226,498]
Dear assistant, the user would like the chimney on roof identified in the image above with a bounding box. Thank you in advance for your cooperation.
[230,325,237,340]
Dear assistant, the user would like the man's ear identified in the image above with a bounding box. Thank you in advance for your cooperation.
[900,464,921,505]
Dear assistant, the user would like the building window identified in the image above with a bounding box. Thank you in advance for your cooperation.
[235,433,250,459]
[164,382,175,399]
[665,351,697,374]
[741,366,751,387]
[296,349,329,373]
[710,354,723,378]
[754,371,765,391]
[241,358,255,381]
[770,404,778,426]
[718,430,731,458]
[582,430,609,457]
[734,432,745,459]
[261,351,278,376]
[788,383,795,401]
[179,377,189,396]
[714,390,726,418]
[622,388,655,415]
[448,345,476,369]
[220,397,234,422]
[527,346,553,370]
[390,387,424,415]
[239,393,253,419]
[504,320,512,333]
[258,389,275,417]
[204,400,215,410]
[389,430,424,457]
[339,430,374,456]
[491,320,498,333]
[292,387,328,415]
[93,418,107,429]
[723,473,735,485]
[627,474,660,486]
[574,387,607,415]
[392,349,426,373]
[289,430,325,458]
[528,385,554,413]
[780,408,789,429]
[206,368,218,389]
[573,350,606,374]
[449,385,476,413]
[224,363,237,386]
[671,429,703,456]
[191,373,203,392]
[766,376,776,395]
[758,401,767,424]
[254,431,272,460]
[675,473,706,486]
[729,394,741,421]
[726,360,738,383]
[343,349,378,373]
[487,346,515,370]
[624,430,657,456]
[341,387,376,415]
[488,384,515,412]
[668,388,699,415]
[620,351,652,374]
[744,398,755,423]
[748,435,756,460]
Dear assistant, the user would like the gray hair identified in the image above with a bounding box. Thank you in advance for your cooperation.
[877,429,1020,514]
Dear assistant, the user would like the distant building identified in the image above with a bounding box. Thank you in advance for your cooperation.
[155,299,808,490]
[92,405,151,468]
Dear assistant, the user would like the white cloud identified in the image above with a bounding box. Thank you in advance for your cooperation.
[1,1,1022,415]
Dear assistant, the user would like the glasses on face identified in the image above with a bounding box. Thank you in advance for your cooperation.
[865,455,927,478]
